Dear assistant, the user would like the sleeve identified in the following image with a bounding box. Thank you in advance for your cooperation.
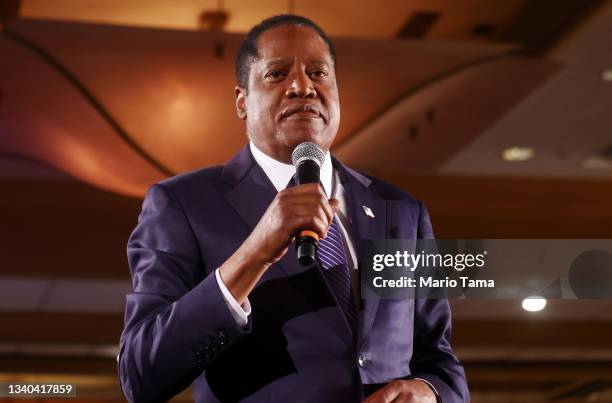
[408,201,470,403]
[117,183,252,402]
[215,268,252,327]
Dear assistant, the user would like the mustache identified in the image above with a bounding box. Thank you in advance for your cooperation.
[281,104,327,122]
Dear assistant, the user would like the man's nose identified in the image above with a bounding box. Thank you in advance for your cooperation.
[286,72,317,98]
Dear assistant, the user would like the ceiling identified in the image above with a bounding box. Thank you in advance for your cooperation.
[1,1,612,402]
[17,0,526,39]
[1,0,609,196]
[441,1,612,179]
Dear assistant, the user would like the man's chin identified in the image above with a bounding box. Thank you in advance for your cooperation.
[279,130,332,151]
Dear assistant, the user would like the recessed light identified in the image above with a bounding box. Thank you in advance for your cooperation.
[501,146,535,162]
[601,69,612,82]
[521,296,547,312]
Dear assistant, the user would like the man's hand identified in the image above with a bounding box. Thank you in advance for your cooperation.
[219,183,338,304]
[247,183,339,265]
[363,380,437,403]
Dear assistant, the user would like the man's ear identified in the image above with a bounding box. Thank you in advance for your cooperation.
[235,86,247,120]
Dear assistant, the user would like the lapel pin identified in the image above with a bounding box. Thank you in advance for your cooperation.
[362,205,375,218]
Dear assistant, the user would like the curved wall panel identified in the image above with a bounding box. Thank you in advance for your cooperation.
[0,34,166,196]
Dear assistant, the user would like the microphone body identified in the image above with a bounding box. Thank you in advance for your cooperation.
[291,142,325,266]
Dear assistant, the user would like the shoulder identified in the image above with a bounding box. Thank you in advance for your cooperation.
[351,169,434,237]
[341,164,422,209]
[367,174,420,205]
[157,165,224,190]
[144,165,226,205]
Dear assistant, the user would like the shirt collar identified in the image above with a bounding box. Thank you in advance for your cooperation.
[249,141,333,196]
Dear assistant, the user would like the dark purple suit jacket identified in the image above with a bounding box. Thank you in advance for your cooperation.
[118,145,469,402]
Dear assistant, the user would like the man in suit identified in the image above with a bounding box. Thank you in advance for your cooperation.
[118,15,469,403]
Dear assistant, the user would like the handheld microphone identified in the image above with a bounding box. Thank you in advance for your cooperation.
[291,142,325,266]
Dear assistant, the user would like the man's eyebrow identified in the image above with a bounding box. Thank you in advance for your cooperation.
[262,58,331,68]
[263,58,290,68]
[308,59,330,66]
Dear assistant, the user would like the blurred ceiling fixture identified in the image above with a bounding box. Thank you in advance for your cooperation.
[471,23,497,38]
[601,68,612,82]
[397,11,440,39]
[501,146,535,162]
[582,145,612,170]
[198,0,229,32]
[521,296,547,312]
[198,0,229,60]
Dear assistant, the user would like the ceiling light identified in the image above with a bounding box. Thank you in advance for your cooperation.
[601,69,612,82]
[501,146,535,162]
[521,296,547,312]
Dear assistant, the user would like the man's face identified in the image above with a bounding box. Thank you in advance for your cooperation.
[235,24,340,164]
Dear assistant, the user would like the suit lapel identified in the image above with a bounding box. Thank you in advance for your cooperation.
[333,158,387,350]
[222,146,276,232]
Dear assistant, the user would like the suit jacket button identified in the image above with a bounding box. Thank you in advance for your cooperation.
[358,353,367,367]
[218,332,227,346]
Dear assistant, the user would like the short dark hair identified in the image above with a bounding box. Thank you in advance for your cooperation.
[235,14,337,91]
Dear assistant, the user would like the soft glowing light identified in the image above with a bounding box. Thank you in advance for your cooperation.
[501,146,535,162]
[521,296,547,312]
[602,69,612,82]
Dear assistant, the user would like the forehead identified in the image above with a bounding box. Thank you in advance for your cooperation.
[255,24,333,65]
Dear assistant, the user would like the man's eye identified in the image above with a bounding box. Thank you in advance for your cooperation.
[266,71,285,79]
[310,70,328,78]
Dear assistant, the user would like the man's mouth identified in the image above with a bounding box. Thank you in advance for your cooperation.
[286,111,320,119]
[282,104,326,123]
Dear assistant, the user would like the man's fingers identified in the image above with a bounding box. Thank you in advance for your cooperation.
[329,198,340,214]
[382,387,400,403]
[363,382,402,403]
[386,382,403,402]
[288,211,330,239]
[321,199,335,226]
[289,182,320,192]
[272,185,343,242]
[283,187,338,229]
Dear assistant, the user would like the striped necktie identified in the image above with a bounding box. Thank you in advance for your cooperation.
[286,175,358,337]
[317,216,358,338]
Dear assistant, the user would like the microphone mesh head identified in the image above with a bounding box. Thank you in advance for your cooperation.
[291,142,325,168]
